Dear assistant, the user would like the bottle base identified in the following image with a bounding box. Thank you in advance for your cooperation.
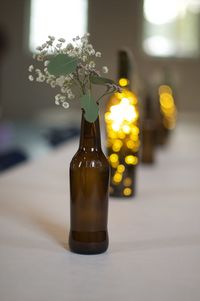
[69,230,108,255]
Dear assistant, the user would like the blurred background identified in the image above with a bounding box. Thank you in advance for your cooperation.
[0,0,200,172]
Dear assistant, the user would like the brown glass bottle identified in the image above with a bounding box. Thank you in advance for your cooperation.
[69,112,110,254]
[155,67,177,146]
[105,50,140,198]
[141,94,156,164]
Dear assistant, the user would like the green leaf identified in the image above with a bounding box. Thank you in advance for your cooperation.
[80,93,99,123]
[47,54,78,76]
[90,75,115,85]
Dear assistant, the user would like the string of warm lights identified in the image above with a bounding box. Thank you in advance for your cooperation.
[158,85,177,130]
[105,79,140,197]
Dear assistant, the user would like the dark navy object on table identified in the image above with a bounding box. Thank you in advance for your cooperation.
[0,149,27,172]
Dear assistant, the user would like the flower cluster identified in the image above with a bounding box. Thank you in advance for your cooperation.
[28,34,122,122]
[28,34,121,111]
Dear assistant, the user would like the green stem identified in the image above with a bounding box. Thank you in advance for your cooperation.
[97,89,115,103]
[71,73,84,95]
[75,69,86,95]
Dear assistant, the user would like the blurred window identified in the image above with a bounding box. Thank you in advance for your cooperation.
[143,0,200,57]
[29,0,88,52]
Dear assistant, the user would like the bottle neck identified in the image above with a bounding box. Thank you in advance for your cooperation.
[144,95,153,119]
[118,50,132,89]
[79,111,101,151]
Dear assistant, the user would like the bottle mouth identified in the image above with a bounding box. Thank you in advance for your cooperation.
[118,78,129,87]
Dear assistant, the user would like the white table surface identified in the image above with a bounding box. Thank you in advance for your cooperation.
[0,115,200,301]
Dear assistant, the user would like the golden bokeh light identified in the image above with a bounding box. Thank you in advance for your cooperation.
[105,83,140,196]
[119,78,129,87]
[123,187,132,196]
[118,131,126,139]
[122,124,131,134]
[125,155,138,165]
[159,85,172,95]
[117,164,125,173]
[126,140,134,149]
[131,126,139,135]
[113,172,123,183]
[109,153,118,162]
[112,139,123,152]
[123,177,132,187]
[160,93,174,109]
[159,85,177,130]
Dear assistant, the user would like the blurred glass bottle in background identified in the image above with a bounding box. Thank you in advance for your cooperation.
[154,67,177,145]
[105,50,140,198]
[141,93,156,164]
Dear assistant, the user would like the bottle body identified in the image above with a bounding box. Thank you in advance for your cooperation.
[141,94,156,164]
[69,114,110,254]
[105,50,140,198]
[141,120,156,163]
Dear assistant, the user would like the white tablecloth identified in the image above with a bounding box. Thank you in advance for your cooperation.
[0,115,200,301]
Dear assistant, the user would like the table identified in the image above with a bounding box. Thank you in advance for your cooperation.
[0,114,200,301]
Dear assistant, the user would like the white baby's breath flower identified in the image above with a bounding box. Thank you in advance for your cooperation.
[37,55,44,61]
[56,43,62,48]
[50,81,56,88]
[55,94,61,101]
[36,75,45,82]
[62,48,67,54]
[96,51,101,57]
[57,95,66,102]
[28,75,34,81]
[66,43,73,51]
[102,66,108,73]
[55,99,60,105]
[47,40,53,46]
[87,44,93,51]
[68,94,75,100]
[90,49,95,55]
[81,36,88,43]
[65,75,71,82]
[44,60,49,67]
[48,35,55,41]
[76,35,80,40]
[62,102,69,109]
[41,50,47,55]
[69,50,75,57]
[39,75,46,82]
[28,65,34,72]
[58,38,65,42]
[74,47,79,54]
[89,61,95,69]
[46,78,51,84]
[82,55,87,62]
[36,46,42,51]
[49,74,56,80]
[56,76,65,87]
[42,43,47,48]
[61,87,67,93]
